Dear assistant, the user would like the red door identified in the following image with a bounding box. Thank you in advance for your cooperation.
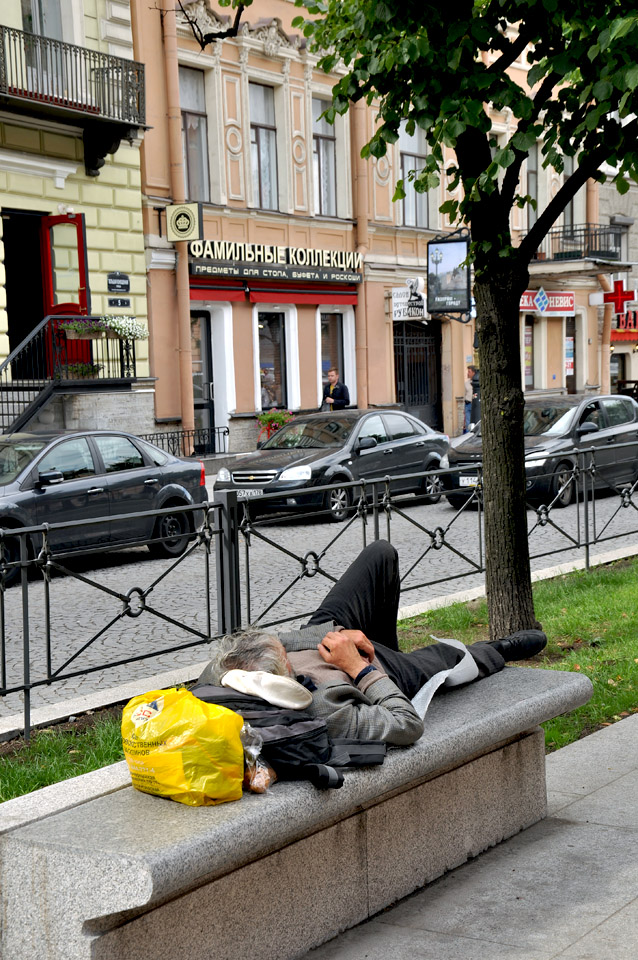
[40,214,92,373]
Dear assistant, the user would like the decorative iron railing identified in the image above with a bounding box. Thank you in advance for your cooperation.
[526,223,626,263]
[0,25,145,125]
[139,427,230,458]
[0,314,138,434]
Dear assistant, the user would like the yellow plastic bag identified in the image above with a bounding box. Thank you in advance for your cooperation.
[122,687,244,806]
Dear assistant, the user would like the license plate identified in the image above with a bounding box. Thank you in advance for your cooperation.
[459,476,477,487]
[236,488,265,499]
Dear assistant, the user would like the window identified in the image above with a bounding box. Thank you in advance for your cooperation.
[527,143,538,229]
[250,83,278,210]
[180,67,210,203]
[563,155,574,234]
[610,353,627,394]
[313,98,337,217]
[38,438,95,481]
[259,313,286,409]
[398,122,428,228]
[384,414,419,441]
[21,0,63,39]
[320,313,343,391]
[357,415,388,445]
[602,396,633,426]
[94,436,145,473]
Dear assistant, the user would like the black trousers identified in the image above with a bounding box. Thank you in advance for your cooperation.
[307,541,504,699]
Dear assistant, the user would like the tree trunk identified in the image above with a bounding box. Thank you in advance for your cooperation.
[474,262,541,639]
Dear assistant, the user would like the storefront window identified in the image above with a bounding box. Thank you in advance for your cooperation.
[259,313,286,409]
[320,313,343,389]
[524,316,534,389]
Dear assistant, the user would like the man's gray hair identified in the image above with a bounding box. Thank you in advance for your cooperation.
[203,629,289,685]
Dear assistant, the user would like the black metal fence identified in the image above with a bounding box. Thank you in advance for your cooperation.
[527,223,625,262]
[0,25,145,124]
[2,440,638,738]
[139,427,230,457]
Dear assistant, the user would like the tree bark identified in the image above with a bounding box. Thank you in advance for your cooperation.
[474,260,541,639]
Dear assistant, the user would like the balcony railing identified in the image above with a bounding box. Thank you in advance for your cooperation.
[527,223,626,263]
[0,25,145,125]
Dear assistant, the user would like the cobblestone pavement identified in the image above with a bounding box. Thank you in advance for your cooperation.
[2,483,638,720]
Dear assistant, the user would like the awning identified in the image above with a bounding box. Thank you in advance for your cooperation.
[190,278,358,305]
[611,329,638,342]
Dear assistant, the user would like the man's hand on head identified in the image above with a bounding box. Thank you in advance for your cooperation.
[318,631,369,679]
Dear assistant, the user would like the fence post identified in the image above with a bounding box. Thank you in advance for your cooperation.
[214,491,241,635]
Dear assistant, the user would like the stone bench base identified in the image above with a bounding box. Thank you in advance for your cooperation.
[0,668,592,960]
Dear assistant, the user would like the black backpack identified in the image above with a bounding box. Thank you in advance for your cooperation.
[191,683,386,789]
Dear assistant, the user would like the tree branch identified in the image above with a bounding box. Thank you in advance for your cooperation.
[500,71,559,211]
[177,0,247,49]
[486,25,535,75]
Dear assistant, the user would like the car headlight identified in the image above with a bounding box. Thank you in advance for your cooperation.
[217,467,231,482]
[439,454,449,469]
[279,465,312,481]
[525,450,549,466]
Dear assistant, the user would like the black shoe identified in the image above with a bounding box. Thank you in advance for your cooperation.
[490,629,547,662]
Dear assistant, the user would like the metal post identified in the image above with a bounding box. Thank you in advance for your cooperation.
[20,533,31,740]
[214,491,241,635]
[582,451,590,570]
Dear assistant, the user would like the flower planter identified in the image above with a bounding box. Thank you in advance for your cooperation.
[63,329,103,340]
[105,330,124,340]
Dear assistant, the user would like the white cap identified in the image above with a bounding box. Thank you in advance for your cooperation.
[221,670,313,710]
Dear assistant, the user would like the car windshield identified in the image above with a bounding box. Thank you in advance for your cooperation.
[523,405,576,436]
[263,417,355,449]
[0,438,49,483]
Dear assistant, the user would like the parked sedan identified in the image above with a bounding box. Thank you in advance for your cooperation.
[214,409,449,521]
[0,431,208,583]
[443,394,638,509]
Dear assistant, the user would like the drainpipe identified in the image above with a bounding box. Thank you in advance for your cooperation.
[162,1,195,434]
[352,99,369,409]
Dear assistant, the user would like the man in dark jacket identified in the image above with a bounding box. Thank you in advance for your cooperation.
[321,368,350,410]
[198,542,547,745]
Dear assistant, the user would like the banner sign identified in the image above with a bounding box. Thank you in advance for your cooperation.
[189,241,362,283]
[392,282,426,320]
[426,237,471,313]
[520,288,576,316]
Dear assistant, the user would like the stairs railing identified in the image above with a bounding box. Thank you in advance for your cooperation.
[0,315,138,434]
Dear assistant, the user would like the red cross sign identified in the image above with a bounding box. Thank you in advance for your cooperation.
[603,279,637,315]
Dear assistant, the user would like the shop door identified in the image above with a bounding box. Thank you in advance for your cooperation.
[565,317,577,394]
[40,213,91,375]
[393,320,442,428]
[191,311,216,454]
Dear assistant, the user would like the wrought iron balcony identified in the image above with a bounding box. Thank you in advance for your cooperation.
[0,25,144,174]
[526,223,626,263]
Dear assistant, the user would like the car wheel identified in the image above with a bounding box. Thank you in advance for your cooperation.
[551,462,575,508]
[445,494,471,510]
[421,467,442,504]
[324,482,351,522]
[0,532,20,587]
[148,505,191,558]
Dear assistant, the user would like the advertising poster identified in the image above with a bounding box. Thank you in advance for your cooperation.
[426,238,470,313]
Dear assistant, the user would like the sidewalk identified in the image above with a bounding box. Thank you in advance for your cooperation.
[301,714,638,960]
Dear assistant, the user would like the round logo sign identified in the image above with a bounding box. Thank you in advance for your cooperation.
[170,206,195,238]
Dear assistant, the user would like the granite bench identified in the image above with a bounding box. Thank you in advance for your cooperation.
[0,667,592,960]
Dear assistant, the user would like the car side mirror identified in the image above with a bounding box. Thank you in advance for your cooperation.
[577,421,599,436]
[356,436,377,451]
[36,469,64,487]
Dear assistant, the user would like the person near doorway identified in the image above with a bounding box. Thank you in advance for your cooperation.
[464,365,477,431]
[321,368,350,411]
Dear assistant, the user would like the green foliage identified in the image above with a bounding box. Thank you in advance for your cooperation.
[293,1,638,270]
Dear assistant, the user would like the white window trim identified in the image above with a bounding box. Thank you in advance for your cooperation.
[253,304,300,411]
[209,302,236,427]
[315,306,356,407]
[0,148,78,188]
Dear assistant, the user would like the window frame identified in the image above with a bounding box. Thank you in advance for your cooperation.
[258,312,287,410]
[313,98,337,217]
[249,82,279,211]
[180,66,211,203]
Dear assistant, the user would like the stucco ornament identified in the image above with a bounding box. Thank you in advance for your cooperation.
[177,0,227,35]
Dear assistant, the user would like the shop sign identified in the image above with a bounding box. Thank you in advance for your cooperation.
[188,240,362,283]
[618,310,638,331]
[392,281,426,320]
[107,272,130,293]
[520,288,576,315]
[166,203,203,243]
[426,237,471,314]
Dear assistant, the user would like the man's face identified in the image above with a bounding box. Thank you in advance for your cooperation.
[328,370,339,385]
[467,368,473,379]
[275,640,295,677]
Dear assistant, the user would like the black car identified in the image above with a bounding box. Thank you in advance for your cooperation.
[0,431,208,582]
[443,394,638,509]
[214,410,449,520]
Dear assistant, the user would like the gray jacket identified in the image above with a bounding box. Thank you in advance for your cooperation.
[279,623,424,746]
